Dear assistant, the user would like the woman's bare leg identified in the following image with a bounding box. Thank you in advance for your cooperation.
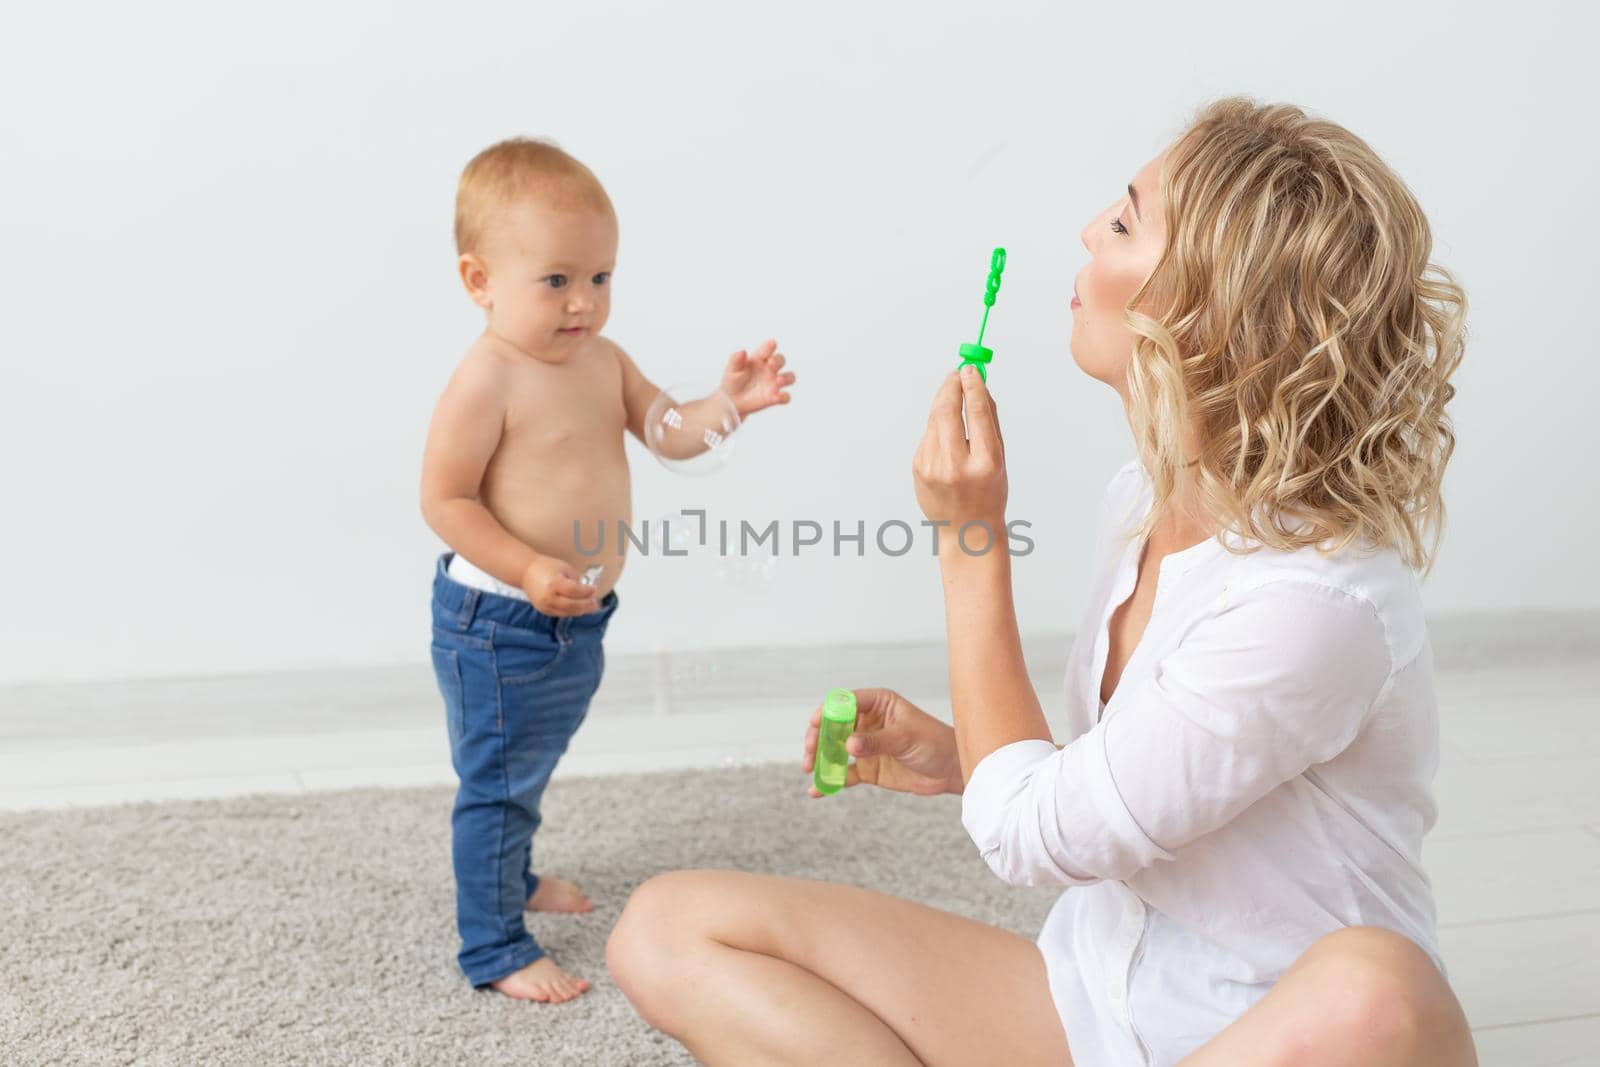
[1181,926,1477,1067]
[606,869,1072,1067]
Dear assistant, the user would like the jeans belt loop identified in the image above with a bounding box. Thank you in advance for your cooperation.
[457,588,480,631]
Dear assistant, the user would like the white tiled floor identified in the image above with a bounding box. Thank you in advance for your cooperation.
[3,651,1598,1061]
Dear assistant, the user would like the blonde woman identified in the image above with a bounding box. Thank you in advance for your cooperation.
[607,98,1476,1066]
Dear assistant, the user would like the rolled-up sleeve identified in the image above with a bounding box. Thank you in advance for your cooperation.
[960,579,1393,887]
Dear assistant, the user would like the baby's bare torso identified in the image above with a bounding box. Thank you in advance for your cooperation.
[476,334,632,598]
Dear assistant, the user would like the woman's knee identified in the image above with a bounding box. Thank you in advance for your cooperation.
[605,870,710,1019]
[1292,926,1474,1064]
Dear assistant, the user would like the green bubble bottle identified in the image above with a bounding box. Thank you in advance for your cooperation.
[813,688,858,795]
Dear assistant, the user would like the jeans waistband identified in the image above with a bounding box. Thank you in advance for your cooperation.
[433,553,619,639]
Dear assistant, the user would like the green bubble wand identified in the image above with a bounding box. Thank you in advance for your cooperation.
[957,247,1007,381]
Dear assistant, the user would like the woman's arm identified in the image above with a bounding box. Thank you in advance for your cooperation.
[957,581,1392,887]
[913,368,1394,890]
[913,366,1052,786]
[938,544,1054,786]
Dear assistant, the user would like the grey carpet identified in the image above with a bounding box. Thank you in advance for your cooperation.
[0,763,1060,1066]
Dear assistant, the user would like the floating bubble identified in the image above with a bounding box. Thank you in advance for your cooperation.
[644,384,741,476]
[669,653,722,693]
[643,512,697,556]
[715,554,779,592]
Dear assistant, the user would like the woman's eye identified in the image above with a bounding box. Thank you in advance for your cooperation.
[545,275,568,289]
[1110,216,1129,235]
[592,272,610,285]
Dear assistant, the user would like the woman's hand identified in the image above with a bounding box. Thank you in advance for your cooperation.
[912,364,1007,531]
[720,338,796,417]
[802,687,963,798]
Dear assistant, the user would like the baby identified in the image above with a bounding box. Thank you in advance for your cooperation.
[420,138,794,1003]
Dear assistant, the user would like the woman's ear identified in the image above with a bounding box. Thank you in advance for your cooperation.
[458,254,492,309]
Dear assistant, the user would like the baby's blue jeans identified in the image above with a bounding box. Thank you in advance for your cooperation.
[429,554,619,986]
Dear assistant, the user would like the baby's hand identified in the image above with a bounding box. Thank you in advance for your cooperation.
[720,338,796,417]
[521,556,600,617]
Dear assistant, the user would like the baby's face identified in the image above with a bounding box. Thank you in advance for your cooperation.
[476,199,618,361]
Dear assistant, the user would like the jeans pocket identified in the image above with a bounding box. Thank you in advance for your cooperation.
[431,645,465,746]
[493,624,566,686]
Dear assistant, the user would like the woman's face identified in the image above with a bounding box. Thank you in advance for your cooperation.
[1070,152,1168,397]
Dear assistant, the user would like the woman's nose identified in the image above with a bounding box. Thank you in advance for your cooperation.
[1081,201,1118,253]
[1080,213,1102,254]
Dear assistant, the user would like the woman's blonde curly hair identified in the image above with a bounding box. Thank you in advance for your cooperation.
[1126,97,1467,576]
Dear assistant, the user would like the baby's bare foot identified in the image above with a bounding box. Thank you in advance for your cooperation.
[490,957,591,1003]
[526,875,594,914]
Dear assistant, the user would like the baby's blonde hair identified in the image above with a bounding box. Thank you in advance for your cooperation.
[1126,97,1467,575]
[453,137,614,256]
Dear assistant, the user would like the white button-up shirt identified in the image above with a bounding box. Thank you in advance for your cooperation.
[961,460,1443,1065]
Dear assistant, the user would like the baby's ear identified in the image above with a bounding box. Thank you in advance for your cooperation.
[457,254,492,309]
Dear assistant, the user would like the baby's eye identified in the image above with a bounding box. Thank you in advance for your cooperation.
[592,272,611,285]
[545,275,568,289]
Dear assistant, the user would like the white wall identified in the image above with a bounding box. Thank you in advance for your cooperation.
[2,0,1596,684]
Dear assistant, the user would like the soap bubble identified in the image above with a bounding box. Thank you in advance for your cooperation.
[645,385,741,476]
[668,652,722,693]
[716,554,778,592]
[643,512,697,556]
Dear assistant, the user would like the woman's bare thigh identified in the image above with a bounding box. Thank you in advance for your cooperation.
[656,869,1072,1067]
